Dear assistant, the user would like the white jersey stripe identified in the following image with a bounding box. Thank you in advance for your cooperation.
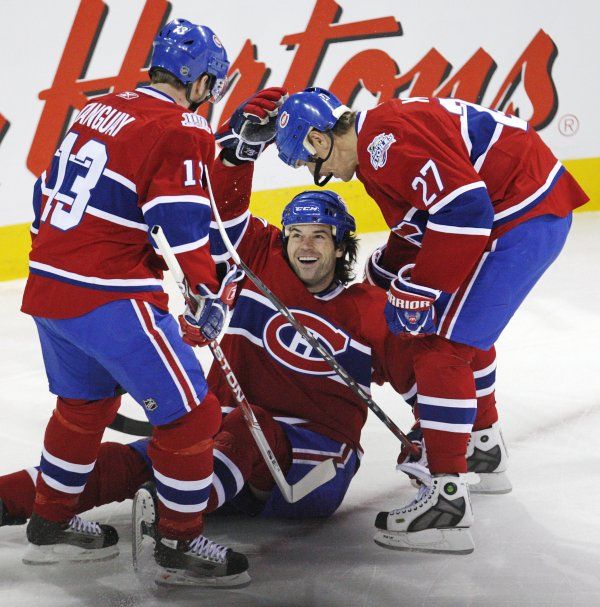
[494,161,562,221]
[103,167,137,193]
[142,194,210,214]
[473,122,503,172]
[29,261,162,287]
[426,222,491,236]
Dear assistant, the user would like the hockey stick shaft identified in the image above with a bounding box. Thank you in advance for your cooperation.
[151,225,335,503]
[204,171,416,454]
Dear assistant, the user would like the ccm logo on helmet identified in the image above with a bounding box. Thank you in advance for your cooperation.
[294,205,320,212]
[279,111,290,127]
[213,34,223,48]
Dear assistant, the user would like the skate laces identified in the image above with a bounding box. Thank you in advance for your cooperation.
[68,516,102,535]
[391,482,435,515]
[188,535,228,563]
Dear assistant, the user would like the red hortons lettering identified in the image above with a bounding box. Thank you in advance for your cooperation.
[26,0,560,177]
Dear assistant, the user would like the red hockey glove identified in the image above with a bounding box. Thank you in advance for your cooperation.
[179,265,245,347]
[216,87,288,163]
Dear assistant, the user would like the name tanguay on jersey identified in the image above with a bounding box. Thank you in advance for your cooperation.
[73,102,135,137]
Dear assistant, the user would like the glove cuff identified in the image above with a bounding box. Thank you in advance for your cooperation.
[219,148,248,166]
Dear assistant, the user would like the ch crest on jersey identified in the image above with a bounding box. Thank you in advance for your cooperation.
[263,310,350,375]
[367,133,396,170]
[181,113,212,134]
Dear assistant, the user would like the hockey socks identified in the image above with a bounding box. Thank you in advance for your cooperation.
[207,405,291,513]
[33,396,121,522]
[148,392,221,541]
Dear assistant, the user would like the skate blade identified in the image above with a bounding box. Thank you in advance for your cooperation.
[373,527,474,555]
[22,542,119,565]
[155,567,251,589]
[468,471,512,494]
[132,490,157,572]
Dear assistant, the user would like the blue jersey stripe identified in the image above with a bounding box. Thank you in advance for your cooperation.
[145,201,211,249]
[428,188,494,230]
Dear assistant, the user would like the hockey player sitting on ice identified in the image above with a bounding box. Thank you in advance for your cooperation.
[274,87,589,553]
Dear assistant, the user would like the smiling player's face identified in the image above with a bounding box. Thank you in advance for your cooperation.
[286,224,342,293]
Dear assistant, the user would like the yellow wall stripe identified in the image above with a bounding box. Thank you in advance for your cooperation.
[2,156,598,282]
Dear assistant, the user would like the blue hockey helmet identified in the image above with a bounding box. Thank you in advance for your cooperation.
[151,19,230,102]
[282,190,356,245]
[276,88,350,167]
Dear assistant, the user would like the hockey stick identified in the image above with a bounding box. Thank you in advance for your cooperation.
[151,225,336,503]
[109,412,152,437]
[204,171,418,455]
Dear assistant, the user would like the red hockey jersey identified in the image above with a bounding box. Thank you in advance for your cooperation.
[22,87,220,319]
[208,161,415,448]
[356,98,589,293]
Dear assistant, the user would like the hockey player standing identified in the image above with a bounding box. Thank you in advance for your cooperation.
[274,88,589,553]
[18,19,288,587]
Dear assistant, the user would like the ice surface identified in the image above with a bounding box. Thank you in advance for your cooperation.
[1,213,599,607]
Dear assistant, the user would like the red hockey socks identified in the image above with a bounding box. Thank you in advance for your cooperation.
[412,337,477,474]
[206,405,291,513]
[148,392,221,541]
[32,396,120,522]
[0,442,150,521]
[472,345,499,431]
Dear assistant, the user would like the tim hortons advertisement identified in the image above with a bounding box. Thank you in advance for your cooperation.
[0,0,597,278]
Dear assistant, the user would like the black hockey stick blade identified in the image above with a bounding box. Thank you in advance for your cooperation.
[109,413,152,437]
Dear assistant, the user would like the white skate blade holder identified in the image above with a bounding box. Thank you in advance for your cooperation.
[22,542,119,565]
[156,568,251,589]
[373,527,474,555]
[132,488,157,574]
[466,471,512,494]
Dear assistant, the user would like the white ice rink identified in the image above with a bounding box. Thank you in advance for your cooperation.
[1,213,599,607]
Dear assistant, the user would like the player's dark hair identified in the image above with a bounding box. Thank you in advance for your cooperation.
[332,111,357,136]
[335,232,359,285]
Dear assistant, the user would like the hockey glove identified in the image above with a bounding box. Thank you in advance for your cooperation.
[179,264,245,347]
[385,264,441,336]
[363,244,396,290]
[216,87,288,164]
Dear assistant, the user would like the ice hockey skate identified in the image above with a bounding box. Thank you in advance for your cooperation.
[398,424,512,494]
[132,483,251,588]
[467,422,512,494]
[22,513,119,564]
[374,474,474,554]
[0,498,27,527]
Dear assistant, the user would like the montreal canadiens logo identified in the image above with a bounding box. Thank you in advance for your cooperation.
[263,310,350,375]
[279,111,290,128]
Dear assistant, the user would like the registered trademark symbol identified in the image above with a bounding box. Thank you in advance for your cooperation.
[558,114,579,136]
